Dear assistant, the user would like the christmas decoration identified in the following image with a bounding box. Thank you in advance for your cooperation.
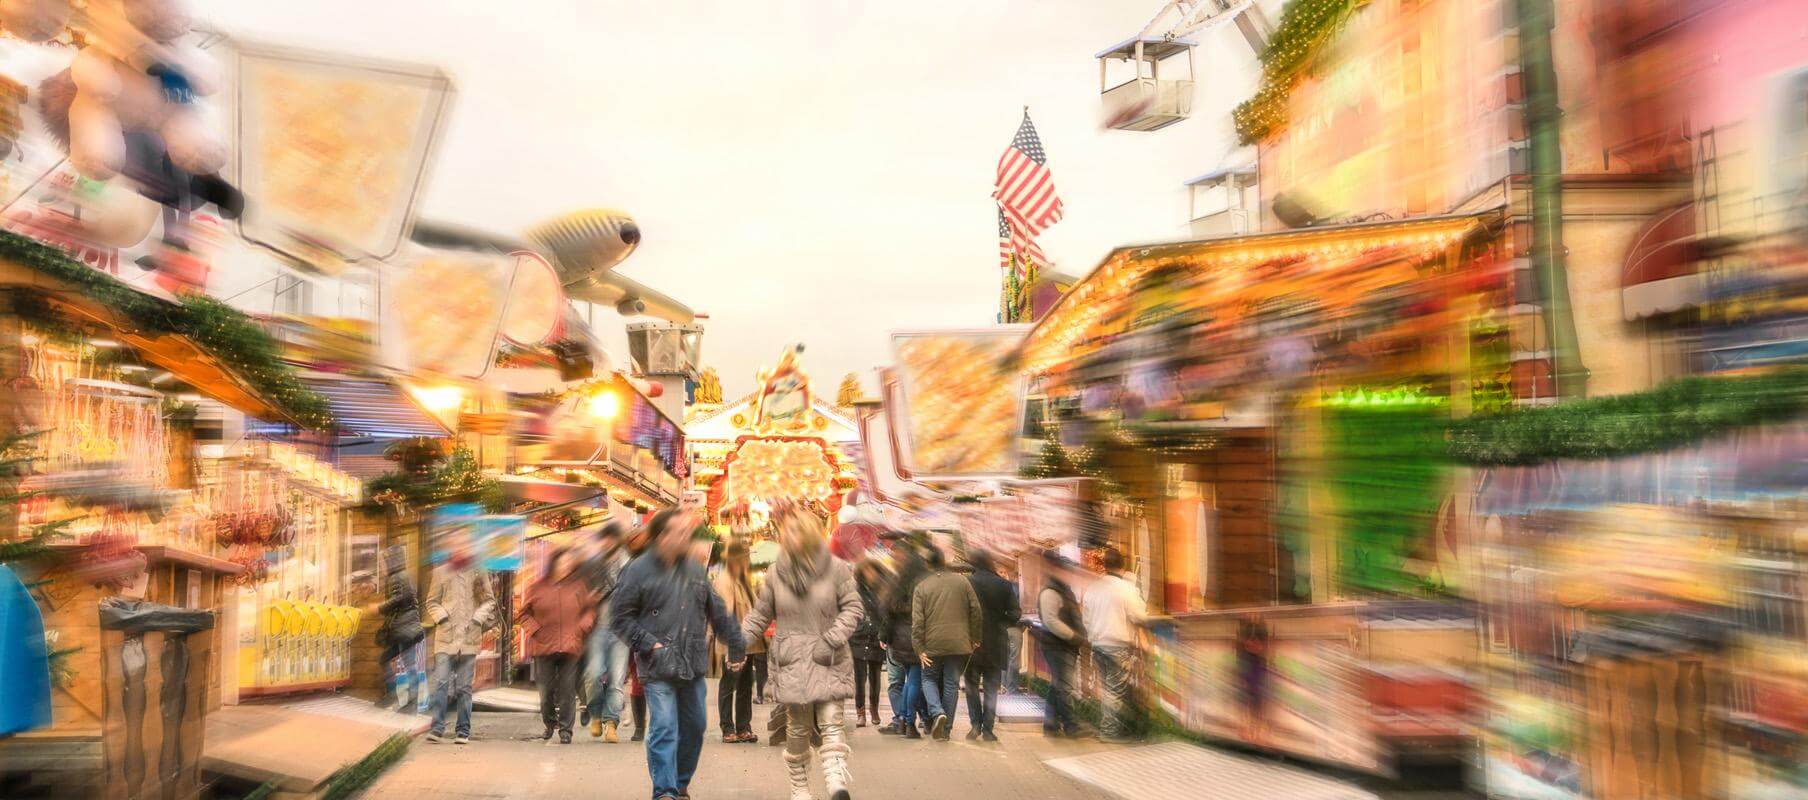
[0,230,332,428]
[1232,0,1368,145]
[1449,367,1808,466]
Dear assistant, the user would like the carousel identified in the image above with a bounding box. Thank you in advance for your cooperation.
[684,345,862,546]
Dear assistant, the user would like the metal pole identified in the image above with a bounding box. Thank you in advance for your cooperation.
[1516,0,1588,399]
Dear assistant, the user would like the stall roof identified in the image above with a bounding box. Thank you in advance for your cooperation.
[0,249,316,427]
[302,375,451,440]
[1017,212,1502,374]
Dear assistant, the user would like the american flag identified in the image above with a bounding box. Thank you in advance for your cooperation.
[999,205,1048,277]
[994,110,1064,239]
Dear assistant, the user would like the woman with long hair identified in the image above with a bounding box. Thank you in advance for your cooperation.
[849,559,890,728]
[742,510,863,800]
[711,539,762,742]
[519,546,597,743]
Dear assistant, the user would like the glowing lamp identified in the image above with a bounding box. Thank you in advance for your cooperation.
[588,388,622,420]
[412,385,465,413]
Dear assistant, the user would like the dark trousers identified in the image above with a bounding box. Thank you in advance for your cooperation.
[535,653,580,736]
[749,653,768,699]
[964,663,1002,734]
[717,657,754,734]
[853,658,883,715]
[922,654,968,723]
[1043,646,1080,733]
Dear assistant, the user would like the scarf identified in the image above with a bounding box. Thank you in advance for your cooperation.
[774,541,828,597]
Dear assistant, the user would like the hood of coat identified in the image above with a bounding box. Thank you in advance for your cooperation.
[771,541,831,597]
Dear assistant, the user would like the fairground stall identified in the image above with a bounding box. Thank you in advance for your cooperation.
[685,346,860,527]
[0,233,338,796]
[1466,411,1808,800]
[1013,213,1504,775]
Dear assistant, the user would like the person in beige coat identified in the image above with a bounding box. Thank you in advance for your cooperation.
[711,540,763,742]
[741,510,863,800]
[423,551,496,743]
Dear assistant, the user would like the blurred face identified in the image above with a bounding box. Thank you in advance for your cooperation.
[553,552,577,580]
[655,511,697,563]
[779,517,816,556]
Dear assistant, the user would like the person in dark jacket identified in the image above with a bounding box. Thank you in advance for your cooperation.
[850,559,890,728]
[876,538,925,738]
[963,550,1021,741]
[375,545,424,711]
[610,509,746,800]
[1035,549,1090,738]
[520,547,596,744]
[581,522,631,741]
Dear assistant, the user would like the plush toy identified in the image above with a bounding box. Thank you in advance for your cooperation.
[38,0,240,218]
[33,0,239,290]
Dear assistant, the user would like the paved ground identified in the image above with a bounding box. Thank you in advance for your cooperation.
[363,688,1471,799]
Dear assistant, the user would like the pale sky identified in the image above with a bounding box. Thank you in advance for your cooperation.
[198,1,1264,397]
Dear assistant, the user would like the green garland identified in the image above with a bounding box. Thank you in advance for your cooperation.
[1233,0,1368,145]
[0,230,332,429]
[366,446,507,514]
[1449,368,1808,466]
[319,733,409,800]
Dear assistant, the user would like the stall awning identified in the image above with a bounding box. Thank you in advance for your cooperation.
[305,376,451,440]
[1018,212,1499,374]
[1622,203,1704,320]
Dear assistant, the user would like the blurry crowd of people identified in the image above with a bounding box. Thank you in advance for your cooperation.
[371,504,1156,800]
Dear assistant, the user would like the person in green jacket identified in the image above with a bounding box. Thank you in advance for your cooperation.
[910,545,980,741]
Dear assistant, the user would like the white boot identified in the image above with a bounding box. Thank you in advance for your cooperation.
[818,701,852,800]
[785,746,815,800]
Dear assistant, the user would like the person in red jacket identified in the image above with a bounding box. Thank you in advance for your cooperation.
[520,547,597,744]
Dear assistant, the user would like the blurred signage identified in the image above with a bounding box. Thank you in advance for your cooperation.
[379,249,511,378]
[890,327,1028,479]
[230,40,453,273]
[1261,0,1513,222]
[499,251,564,346]
[429,504,525,572]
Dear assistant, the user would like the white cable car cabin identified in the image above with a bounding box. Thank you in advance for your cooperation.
[1097,36,1196,132]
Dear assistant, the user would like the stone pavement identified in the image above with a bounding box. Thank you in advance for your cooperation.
[365,695,1118,799]
[362,688,1473,799]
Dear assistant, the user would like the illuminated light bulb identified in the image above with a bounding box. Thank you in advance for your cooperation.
[589,389,622,420]
[412,385,464,413]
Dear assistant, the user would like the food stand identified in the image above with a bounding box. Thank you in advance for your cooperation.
[1010,213,1503,774]
[0,236,333,794]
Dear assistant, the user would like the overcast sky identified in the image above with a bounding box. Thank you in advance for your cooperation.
[198,0,1261,397]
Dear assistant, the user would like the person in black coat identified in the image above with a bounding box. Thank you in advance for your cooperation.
[850,559,891,728]
[877,538,927,737]
[962,550,1021,741]
[375,545,425,710]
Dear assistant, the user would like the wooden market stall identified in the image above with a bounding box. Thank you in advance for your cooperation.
[0,235,334,797]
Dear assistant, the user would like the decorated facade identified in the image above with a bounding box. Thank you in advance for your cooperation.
[684,347,861,522]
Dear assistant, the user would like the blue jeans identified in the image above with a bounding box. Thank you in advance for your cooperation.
[922,654,967,723]
[586,625,631,723]
[1093,645,1134,738]
[428,653,475,738]
[885,655,906,724]
[642,677,708,799]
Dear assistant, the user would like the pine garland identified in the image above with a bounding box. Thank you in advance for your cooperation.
[1449,368,1808,466]
[0,230,332,429]
[365,446,506,514]
[1233,0,1368,145]
[319,733,410,800]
